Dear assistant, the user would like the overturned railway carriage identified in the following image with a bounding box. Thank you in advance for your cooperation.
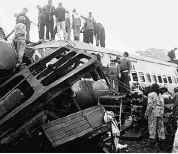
[0,46,111,152]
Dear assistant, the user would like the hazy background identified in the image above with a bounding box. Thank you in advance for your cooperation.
[0,0,178,54]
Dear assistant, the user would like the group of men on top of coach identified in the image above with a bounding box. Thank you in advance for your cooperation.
[12,0,105,48]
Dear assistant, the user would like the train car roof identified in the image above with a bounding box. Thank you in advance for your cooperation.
[32,40,178,68]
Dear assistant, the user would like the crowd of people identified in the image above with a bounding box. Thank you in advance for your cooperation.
[144,83,178,152]
[5,0,106,67]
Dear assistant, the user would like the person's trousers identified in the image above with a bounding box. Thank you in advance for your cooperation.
[100,34,105,47]
[119,71,130,93]
[39,22,45,40]
[73,26,81,41]
[15,39,26,63]
[46,20,54,40]
[86,29,93,44]
[148,114,165,140]
[56,21,67,40]
[66,25,71,40]
[173,121,178,153]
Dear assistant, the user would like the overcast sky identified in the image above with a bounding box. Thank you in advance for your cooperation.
[1,0,178,54]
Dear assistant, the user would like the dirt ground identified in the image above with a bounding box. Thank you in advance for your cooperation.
[119,139,171,153]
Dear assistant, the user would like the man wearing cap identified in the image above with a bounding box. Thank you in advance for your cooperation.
[54,2,68,41]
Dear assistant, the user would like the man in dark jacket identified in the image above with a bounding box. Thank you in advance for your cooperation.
[54,2,68,41]
[43,0,55,40]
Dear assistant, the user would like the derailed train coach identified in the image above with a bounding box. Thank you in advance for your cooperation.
[28,40,178,94]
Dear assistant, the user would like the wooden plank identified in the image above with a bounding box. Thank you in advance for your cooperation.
[42,111,83,130]
[45,116,85,134]
[48,123,91,142]
[52,127,93,147]
[43,105,103,130]
[46,119,88,136]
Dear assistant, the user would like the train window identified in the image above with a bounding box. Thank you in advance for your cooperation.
[131,72,138,81]
[151,74,157,83]
[172,76,177,84]
[145,73,151,82]
[138,72,145,82]
[167,76,172,84]
[162,75,168,83]
[157,75,162,83]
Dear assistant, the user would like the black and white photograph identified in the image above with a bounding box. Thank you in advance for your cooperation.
[0,0,178,153]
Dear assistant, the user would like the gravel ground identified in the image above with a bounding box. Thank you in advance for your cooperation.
[119,139,171,153]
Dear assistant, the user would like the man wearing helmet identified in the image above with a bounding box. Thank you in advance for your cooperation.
[7,16,27,67]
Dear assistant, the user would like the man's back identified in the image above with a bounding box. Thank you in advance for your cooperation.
[120,57,131,72]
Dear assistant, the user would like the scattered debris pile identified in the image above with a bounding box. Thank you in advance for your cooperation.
[0,46,110,152]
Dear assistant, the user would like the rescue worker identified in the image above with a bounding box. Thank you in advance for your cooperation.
[54,2,68,41]
[98,23,105,47]
[119,52,131,93]
[7,16,26,67]
[172,87,178,152]
[16,8,32,42]
[72,8,82,41]
[43,0,55,40]
[144,83,166,150]
[65,12,71,40]
[85,12,95,44]
[167,47,177,61]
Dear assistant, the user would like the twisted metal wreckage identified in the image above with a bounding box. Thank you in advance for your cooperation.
[0,40,150,152]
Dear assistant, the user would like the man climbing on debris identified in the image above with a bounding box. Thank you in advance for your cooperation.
[16,8,34,42]
[119,52,131,93]
[7,16,27,68]
[168,47,177,61]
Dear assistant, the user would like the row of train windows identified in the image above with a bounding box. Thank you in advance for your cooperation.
[131,72,178,84]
